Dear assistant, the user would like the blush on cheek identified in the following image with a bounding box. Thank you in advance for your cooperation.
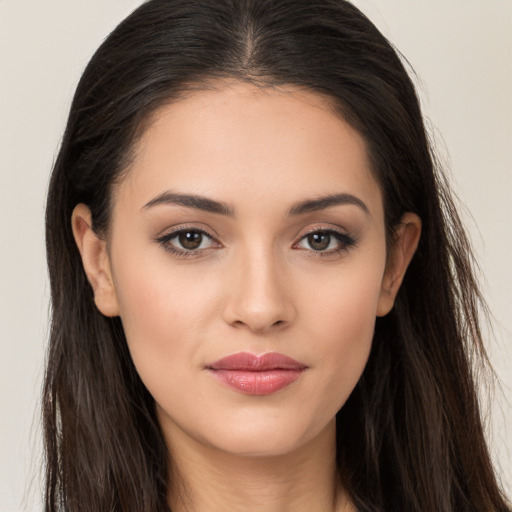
[311,288,377,394]
[315,281,381,337]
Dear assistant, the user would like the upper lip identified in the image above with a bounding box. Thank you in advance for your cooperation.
[207,351,308,371]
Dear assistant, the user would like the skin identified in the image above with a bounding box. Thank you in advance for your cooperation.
[72,82,421,512]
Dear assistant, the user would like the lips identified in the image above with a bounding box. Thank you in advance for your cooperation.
[207,352,308,395]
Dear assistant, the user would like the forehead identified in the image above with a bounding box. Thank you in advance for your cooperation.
[116,81,382,218]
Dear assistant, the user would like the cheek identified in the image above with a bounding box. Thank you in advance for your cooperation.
[110,254,215,384]
[302,259,384,406]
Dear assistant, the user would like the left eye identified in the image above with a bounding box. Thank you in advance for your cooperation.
[295,230,354,253]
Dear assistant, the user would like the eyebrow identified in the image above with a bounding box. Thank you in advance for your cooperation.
[288,193,369,216]
[142,191,369,216]
[142,191,234,216]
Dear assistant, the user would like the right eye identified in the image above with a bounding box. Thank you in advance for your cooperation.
[156,228,219,257]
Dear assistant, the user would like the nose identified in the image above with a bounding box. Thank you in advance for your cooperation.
[221,245,296,334]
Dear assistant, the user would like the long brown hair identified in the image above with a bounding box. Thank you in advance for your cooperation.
[43,0,510,510]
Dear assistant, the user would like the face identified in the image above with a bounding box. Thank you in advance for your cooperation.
[75,82,417,459]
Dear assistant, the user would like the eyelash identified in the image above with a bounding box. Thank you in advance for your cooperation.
[156,226,357,259]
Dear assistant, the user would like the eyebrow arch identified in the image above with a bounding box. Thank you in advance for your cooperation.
[288,193,369,216]
[142,191,369,217]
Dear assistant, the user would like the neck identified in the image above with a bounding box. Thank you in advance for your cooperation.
[163,419,353,512]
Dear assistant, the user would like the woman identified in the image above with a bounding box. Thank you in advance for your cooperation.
[43,0,510,511]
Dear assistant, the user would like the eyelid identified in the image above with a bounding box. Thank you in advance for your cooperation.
[296,224,348,238]
[156,223,218,240]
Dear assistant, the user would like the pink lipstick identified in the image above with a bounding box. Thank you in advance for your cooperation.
[207,352,307,395]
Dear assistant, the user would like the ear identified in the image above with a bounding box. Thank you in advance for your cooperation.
[71,204,120,317]
[376,212,421,317]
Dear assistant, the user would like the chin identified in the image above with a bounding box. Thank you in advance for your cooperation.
[195,414,336,459]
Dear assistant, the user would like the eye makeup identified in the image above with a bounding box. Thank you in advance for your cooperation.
[293,226,357,257]
[156,226,220,258]
[155,223,358,260]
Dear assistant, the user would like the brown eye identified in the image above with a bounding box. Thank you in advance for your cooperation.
[157,228,218,255]
[307,231,331,251]
[294,228,357,255]
[178,231,203,250]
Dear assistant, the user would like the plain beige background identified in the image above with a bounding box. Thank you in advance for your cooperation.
[0,1,510,510]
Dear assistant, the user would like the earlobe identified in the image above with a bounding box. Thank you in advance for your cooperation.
[376,212,421,317]
[71,204,120,317]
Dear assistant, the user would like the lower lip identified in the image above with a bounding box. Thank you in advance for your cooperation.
[209,369,305,395]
